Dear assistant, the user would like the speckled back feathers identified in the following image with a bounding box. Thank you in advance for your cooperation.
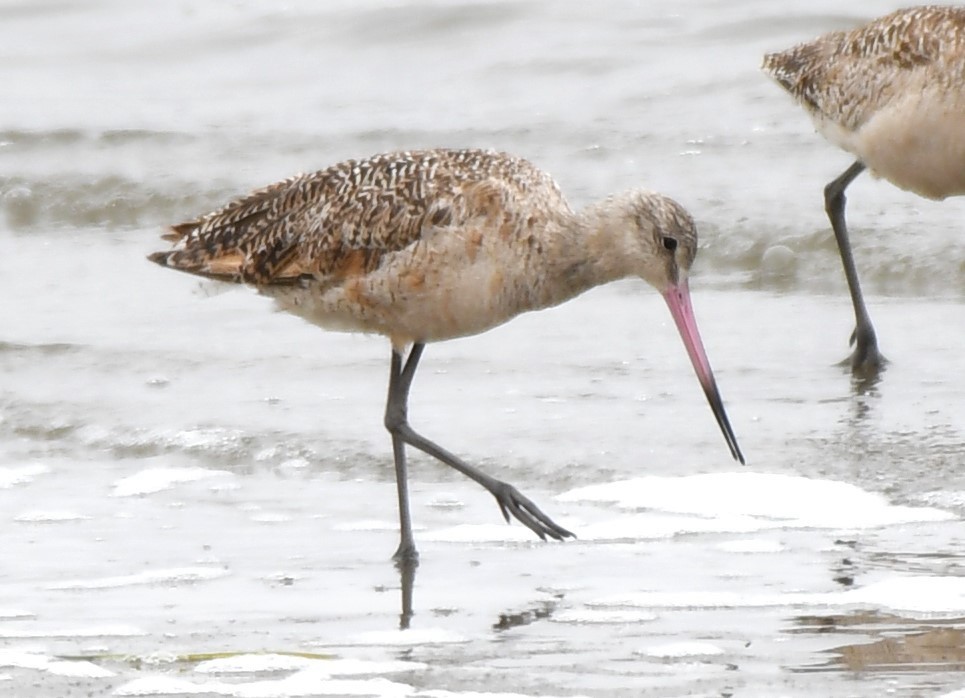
[150,148,568,286]
[762,5,965,131]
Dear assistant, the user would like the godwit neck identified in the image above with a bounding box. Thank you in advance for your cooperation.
[538,189,698,309]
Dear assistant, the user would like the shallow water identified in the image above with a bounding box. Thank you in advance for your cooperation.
[2,1,965,696]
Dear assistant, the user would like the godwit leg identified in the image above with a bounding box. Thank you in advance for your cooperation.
[384,343,574,558]
[823,160,885,375]
[387,346,422,563]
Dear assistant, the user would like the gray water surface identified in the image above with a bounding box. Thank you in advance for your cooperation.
[2,1,965,696]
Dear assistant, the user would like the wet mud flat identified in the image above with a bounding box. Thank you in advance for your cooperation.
[3,275,965,697]
[3,371,965,698]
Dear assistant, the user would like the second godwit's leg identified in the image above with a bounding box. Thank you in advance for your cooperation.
[384,343,574,561]
[823,160,885,376]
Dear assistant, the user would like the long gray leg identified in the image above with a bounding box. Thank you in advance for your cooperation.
[824,160,885,375]
[384,343,574,557]
[387,348,419,563]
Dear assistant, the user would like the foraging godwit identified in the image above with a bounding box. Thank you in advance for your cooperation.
[763,6,965,376]
[149,148,744,561]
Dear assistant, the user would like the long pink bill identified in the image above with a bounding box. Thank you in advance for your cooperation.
[662,280,745,464]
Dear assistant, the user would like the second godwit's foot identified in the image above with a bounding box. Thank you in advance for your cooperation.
[841,325,886,378]
[393,543,419,565]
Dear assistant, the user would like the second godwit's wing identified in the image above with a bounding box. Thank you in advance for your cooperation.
[762,7,965,132]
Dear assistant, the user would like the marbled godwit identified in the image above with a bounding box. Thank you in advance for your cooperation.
[763,6,965,376]
[149,148,744,561]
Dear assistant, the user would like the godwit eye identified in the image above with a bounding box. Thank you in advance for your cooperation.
[662,236,678,252]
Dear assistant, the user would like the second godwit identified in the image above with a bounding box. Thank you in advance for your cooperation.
[763,6,965,376]
[149,148,744,562]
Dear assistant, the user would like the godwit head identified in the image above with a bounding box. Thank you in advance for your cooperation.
[569,189,743,465]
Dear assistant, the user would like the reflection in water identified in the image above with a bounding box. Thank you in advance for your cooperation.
[392,558,562,632]
[834,628,965,672]
[493,598,559,632]
[833,357,886,396]
[791,611,965,673]
[849,362,884,397]
[396,557,417,630]
[830,540,857,587]
[845,369,881,426]
[827,376,885,485]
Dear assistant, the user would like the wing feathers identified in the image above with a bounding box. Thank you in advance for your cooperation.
[149,149,567,287]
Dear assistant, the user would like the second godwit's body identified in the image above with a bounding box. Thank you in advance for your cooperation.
[763,5,965,376]
[149,148,744,562]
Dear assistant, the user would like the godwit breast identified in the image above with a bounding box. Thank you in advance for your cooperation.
[762,5,965,376]
[149,148,744,562]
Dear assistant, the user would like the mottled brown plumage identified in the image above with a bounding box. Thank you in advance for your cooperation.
[150,147,743,560]
[152,149,567,285]
[762,5,965,199]
[762,6,965,376]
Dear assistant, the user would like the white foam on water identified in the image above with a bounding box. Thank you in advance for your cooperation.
[114,671,413,697]
[0,650,48,670]
[421,523,548,544]
[13,510,91,523]
[331,628,469,647]
[427,496,464,510]
[0,650,114,678]
[413,690,587,698]
[636,641,726,659]
[917,491,965,509]
[165,428,248,454]
[0,673,9,681]
[135,652,183,666]
[249,512,292,523]
[331,519,409,532]
[0,464,49,488]
[261,572,305,585]
[560,472,955,530]
[592,590,790,610]
[842,576,965,614]
[0,609,33,620]
[276,457,311,471]
[592,575,965,615]
[112,467,233,497]
[577,511,781,541]
[303,658,426,675]
[114,676,225,696]
[715,539,785,553]
[551,608,658,624]
[47,566,229,590]
[46,659,116,678]
[266,674,412,697]
[195,654,425,676]
[0,623,146,639]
